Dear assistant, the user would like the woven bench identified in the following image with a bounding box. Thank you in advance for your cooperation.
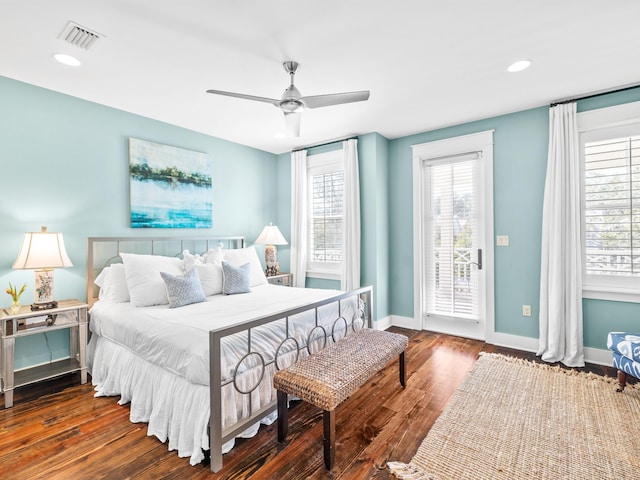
[273,328,408,469]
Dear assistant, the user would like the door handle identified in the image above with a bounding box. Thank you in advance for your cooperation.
[470,249,483,270]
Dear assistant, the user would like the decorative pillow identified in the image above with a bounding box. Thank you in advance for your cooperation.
[120,253,183,307]
[222,261,251,295]
[182,246,223,270]
[94,263,130,303]
[222,247,267,287]
[182,249,204,271]
[203,245,224,265]
[193,263,223,296]
[160,268,206,308]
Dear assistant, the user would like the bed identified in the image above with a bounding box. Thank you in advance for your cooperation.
[85,236,372,473]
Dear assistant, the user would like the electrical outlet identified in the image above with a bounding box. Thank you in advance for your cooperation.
[497,235,509,246]
[522,305,532,317]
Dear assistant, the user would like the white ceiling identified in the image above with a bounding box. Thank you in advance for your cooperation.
[3,1,640,154]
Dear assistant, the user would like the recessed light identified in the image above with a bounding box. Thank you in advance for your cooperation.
[507,60,531,73]
[53,53,81,67]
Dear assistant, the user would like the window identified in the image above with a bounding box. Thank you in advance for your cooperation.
[580,101,640,301]
[307,150,344,278]
[584,136,640,275]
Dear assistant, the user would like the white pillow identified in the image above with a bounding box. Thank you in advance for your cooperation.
[94,264,130,303]
[120,253,183,307]
[182,249,204,270]
[203,246,224,265]
[95,267,108,299]
[193,263,223,296]
[182,246,223,270]
[222,247,268,287]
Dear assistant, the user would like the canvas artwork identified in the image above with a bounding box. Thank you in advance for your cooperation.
[129,138,213,228]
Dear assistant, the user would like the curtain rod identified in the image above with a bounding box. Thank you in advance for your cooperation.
[549,82,640,107]
[292,135,358,153]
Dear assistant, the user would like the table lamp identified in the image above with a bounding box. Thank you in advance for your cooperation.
[12,226,73,310]
[255,224,288,277]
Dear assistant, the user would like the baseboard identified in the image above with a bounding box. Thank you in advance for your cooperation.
[488,332,612,366]
[390,316,612,367]
[487,331,538,353]
[373,315,392,330]
[584,346,613,366]
[388,315,420,330]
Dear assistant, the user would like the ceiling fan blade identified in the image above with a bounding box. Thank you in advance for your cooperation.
[301,90,370,109]
[284,112,301,137]
[206,89,281,107]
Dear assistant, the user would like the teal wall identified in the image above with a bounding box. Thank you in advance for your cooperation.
[359,133,391,320]
[276,135,391,321]
[388,87,640,350]
[0,76,277,369]
[389,107,548,339]
[5,74,640,373]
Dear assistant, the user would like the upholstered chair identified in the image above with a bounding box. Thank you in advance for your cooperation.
[607,332,640,392]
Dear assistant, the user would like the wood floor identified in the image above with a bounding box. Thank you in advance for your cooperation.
[0,328,621,480]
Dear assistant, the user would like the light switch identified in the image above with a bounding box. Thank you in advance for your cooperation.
[496,235,509,246]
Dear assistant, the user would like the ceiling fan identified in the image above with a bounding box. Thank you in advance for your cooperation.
[206,61,370,137]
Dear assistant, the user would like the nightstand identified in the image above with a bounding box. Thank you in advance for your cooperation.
[0,299,88,408]
[267,273,293,287]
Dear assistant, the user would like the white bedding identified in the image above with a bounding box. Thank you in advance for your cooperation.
[87,284,358,465]
[89,284,347,384]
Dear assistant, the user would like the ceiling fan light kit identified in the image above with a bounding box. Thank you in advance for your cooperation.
[206,61,370,137]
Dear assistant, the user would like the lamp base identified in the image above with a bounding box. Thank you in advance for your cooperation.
[265,265,279,277]
[34,268,55,305]
[31,301,58,311]
[264,245,280,277]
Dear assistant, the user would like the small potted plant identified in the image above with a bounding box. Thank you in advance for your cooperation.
[6,282,26,314]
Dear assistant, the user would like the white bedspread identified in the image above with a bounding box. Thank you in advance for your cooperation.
[89,284,344,386]
[87,284,357,465]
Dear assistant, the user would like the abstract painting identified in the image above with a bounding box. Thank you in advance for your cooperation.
[129,138,212,228]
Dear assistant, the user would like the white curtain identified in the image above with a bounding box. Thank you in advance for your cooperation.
[342,139,361,291]
[538,102,584,367]
[290,149,308,288]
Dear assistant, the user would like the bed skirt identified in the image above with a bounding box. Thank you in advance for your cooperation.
[87,334,277,465]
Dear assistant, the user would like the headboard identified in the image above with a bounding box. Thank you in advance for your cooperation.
[86,236,246,306]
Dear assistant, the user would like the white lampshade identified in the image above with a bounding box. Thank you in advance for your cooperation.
[12,226,73,307]
[254,224,287,277]
[255,224,288,246]
[13,226,73,269]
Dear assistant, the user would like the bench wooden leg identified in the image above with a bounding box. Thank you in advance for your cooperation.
[399,351,406,388]
[277,390,288,441]
[323,409,335,469]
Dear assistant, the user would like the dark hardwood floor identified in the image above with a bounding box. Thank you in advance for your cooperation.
[0,328,622,479]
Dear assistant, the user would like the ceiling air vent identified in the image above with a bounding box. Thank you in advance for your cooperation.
[58,21,103,50]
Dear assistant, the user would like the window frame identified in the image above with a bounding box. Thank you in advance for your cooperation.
[579,100,640,302]
[306,149,344,280]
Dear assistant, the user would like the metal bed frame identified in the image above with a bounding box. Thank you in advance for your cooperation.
[85,236,372,473]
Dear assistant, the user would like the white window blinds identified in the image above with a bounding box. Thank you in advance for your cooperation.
[425,153,479,318]
[306,149,344,277]
[310,169,344,264]
[584,135,640,277]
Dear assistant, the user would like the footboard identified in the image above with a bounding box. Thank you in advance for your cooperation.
[208,285,373,473]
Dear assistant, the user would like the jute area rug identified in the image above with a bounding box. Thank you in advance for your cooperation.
[388,353,640,479]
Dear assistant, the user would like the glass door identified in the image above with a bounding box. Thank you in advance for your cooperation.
[413,131,493,340]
